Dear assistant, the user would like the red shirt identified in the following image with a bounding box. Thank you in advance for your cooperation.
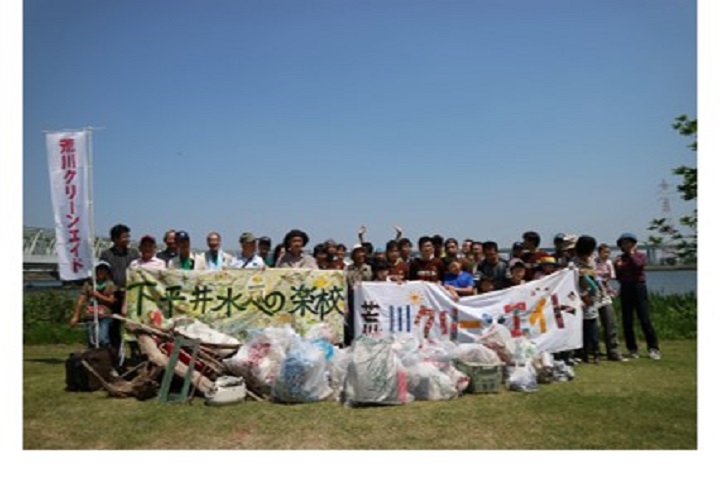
[522,249,549,281]
[615,251,647,283]
[409,257,445,282]
[388,259,410,281]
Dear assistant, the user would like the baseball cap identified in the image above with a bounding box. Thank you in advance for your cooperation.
[616,232,638,248]
[175,230,190,241]
[258,236,271,245]
[239,232,256,243]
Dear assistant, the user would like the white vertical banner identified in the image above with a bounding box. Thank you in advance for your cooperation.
[45,130,93,280]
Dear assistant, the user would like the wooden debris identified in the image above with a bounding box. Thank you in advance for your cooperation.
[82,359,162,400]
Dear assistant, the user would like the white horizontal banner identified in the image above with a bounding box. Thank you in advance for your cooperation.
[354,269,583,353]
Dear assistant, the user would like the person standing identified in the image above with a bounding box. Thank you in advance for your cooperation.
[323,239,346,270]
[232,232,266,269]
[167,231,199,270]
[258,236,273,267]
[572,235,602,364]
[408,236,445,284]
[99,223,140,351]
[385,240,409,282]
[129,235,166,270]
[69,261,117,349]
[476,241,509,291]
[443,260,476,301]
[156,229,178,266]
[614,233,660,360]
[276,229,318,269]
[521,231,549,281]
[200,231,234,270]
[595,243,625,361]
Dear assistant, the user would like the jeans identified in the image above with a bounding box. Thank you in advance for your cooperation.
[582,317,600,360]
[598,303,621,359]
[86,316,112,348]
[620,282,659,352]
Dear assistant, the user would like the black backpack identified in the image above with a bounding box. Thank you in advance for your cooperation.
[65,347,116,392]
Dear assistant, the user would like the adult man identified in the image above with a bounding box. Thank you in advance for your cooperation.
[443,260,476,301]
[258,236,273,267]
[431,234,444,260]
[200,231,234,270]
[398,238,414,263]
[461,238,473,260]
[521,231,549,281]
[232,232,266,269]
[324,239,346,270]
[129,235,166,269]
[443,238,460,266]
[614,233,660,360]
[276,229,318,269]
[99,223,140,350]
[156,229,177,266]
[553,233,577,268]
[408,236,445,283]
[168,231,199,270]
[465,241,484,274]
[476,241,509,291]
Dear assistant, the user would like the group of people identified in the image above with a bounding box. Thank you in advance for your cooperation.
[70,224,660,366]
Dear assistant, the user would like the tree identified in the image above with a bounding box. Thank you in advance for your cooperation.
[647,115,697,264]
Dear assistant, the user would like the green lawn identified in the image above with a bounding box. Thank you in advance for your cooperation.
[23,340,697,450]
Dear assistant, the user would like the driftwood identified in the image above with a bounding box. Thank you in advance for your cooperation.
[135,333,215,395]
[112,314,266,401]
[82,359,162,400]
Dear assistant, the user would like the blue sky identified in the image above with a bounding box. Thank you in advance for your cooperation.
[22,0,697,252]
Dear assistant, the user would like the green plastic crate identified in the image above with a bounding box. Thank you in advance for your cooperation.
[454,361,503,394]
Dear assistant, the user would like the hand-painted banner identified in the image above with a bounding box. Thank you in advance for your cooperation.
[354,269,583,353]
[46,131,93,280]
[126,268,346,341]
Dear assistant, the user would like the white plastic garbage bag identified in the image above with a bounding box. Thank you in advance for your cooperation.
[329,346,352,401]
[477,323,513,363]
[343,335,413,407]
[507,362,538,392]
[456,343,502,365]
[272,338,333,403]
[405,361,459,401]
[204,376,247,406]
[223,326,298,395]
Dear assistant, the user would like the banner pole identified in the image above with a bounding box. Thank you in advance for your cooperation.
[87,126,99,348]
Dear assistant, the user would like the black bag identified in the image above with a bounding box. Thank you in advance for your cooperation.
[65,347,116,392]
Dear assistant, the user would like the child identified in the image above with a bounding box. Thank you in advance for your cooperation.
[372,258,391,282]
[503,259,527,288]
[533,256,558,280]
[595,244,625,361]
[572,235,601,364]
[477,275,494,294]
[69,261,117,348]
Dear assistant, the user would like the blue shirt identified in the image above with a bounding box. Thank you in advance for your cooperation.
[443,270,475,288]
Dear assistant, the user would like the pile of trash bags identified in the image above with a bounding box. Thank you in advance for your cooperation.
[214,321,575,407]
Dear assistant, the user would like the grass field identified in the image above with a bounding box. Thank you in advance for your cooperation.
[23,340,697,450]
